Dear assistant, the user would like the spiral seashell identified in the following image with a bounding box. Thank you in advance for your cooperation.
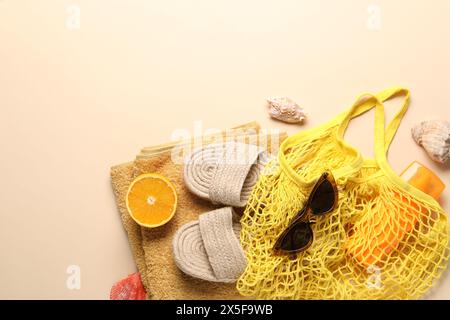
[267,97,306,124]
[412,120,450,164]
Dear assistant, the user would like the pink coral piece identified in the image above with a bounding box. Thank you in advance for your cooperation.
[110,273,147,300]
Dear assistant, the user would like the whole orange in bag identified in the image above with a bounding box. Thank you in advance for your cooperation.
[345,162,445,266]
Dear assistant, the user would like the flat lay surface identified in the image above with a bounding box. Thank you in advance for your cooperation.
[1,0,450,299]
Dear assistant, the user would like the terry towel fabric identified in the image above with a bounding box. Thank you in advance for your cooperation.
[110,122,287,299]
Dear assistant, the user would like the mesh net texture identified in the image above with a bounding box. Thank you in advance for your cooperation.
[237,124,450,300]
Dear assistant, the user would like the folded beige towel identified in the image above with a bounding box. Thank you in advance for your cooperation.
[110,122,287,299]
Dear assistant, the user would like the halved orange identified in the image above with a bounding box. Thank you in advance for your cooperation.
[126,173,177,228]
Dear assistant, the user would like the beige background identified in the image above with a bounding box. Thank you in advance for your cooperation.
[1,0,450,299]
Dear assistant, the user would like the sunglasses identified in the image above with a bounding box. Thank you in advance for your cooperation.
[273,171,338,254]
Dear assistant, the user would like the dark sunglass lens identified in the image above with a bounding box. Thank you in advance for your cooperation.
[310,178,336,215]
[279,222,313,252]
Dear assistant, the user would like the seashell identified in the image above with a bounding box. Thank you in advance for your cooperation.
[110,273,146,300]
[412,120,450,164]
[266,96,306,124]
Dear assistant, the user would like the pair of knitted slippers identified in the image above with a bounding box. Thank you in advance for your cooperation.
[173,142,268,283]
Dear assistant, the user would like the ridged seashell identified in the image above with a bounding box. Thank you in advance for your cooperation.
[266,97,306,124]
[412,120,450,164]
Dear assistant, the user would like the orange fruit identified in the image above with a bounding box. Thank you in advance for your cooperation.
[126,173,177,228]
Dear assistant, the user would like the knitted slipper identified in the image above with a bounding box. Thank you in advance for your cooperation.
[172,207,247,283]
[184,142,267,207]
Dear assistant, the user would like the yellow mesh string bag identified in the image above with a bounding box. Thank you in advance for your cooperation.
[237,87,450,299]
